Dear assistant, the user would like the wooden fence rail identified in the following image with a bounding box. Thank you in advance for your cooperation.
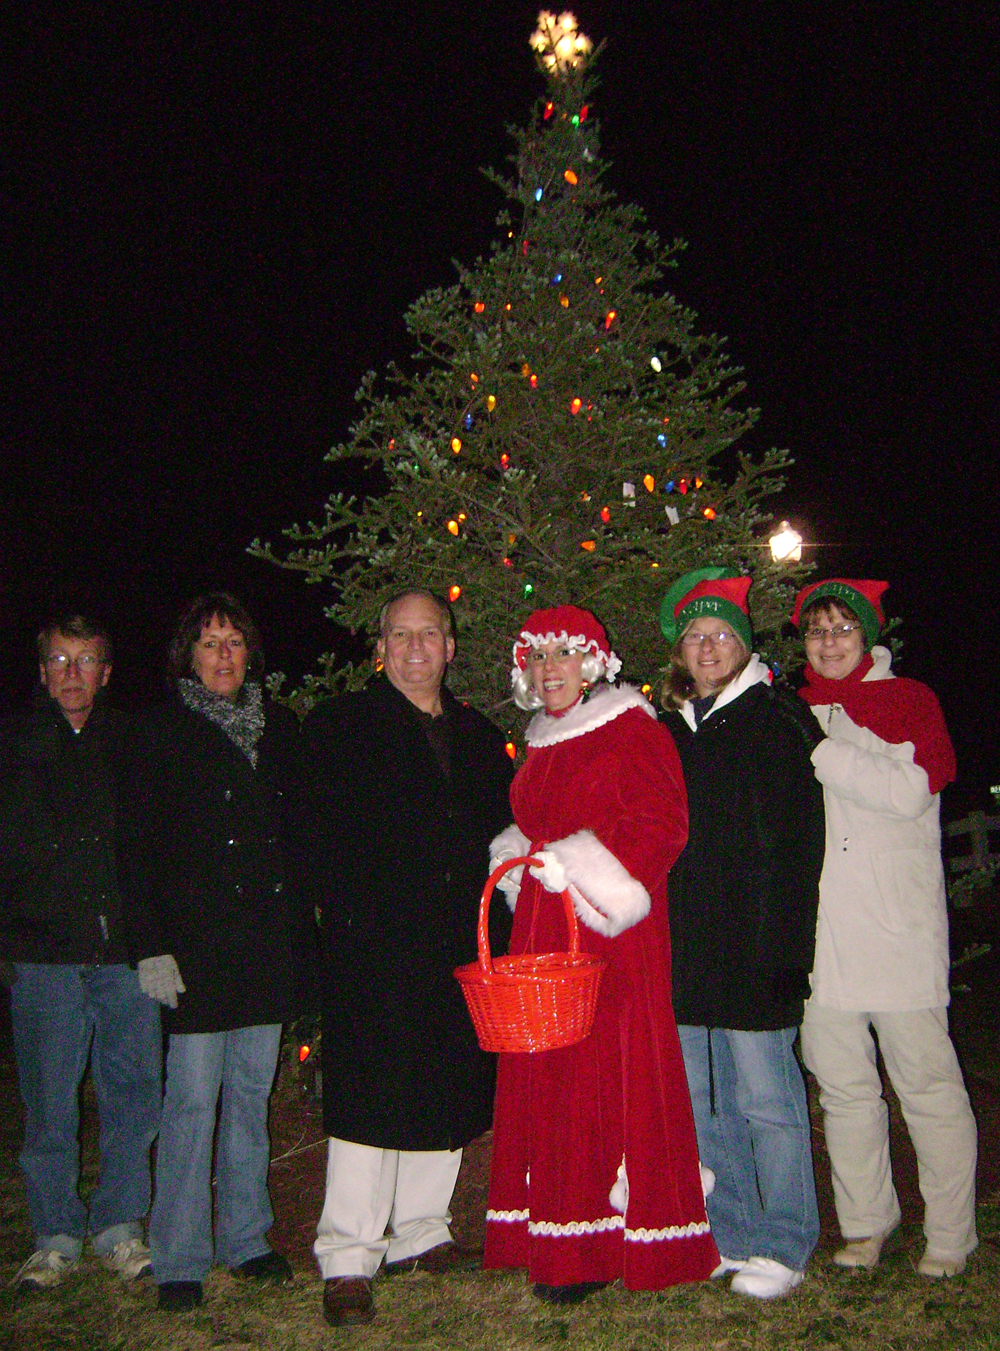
[945,811,1000,875]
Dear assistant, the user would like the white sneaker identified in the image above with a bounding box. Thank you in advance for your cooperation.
[99,1238,152,1280]
[711,1256,747,1278]
[730,1255,804,1299]
[12,1249,79,1289]
[833,1225,898,1269]
[917,1251,966,1279]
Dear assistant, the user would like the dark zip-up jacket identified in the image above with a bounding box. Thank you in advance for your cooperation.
[663,680,826,1030]
[0,693,131,965]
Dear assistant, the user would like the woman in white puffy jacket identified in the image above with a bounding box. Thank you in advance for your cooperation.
[793,578,977,1279]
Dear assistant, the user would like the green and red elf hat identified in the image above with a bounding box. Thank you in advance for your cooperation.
[791,579,889,649]
[659,567,753,649]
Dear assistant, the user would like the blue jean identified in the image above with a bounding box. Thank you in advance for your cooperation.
[150,1024,282,1282]
[677,1024,819,1271]
[11,963,161,1258]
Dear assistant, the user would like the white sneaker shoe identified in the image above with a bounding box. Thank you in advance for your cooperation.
[730,1255,804,1299]
[711,1255,748,1278]
[99,1238,153,1280]
[833,1225,898,1269]
[917,1251,966,1279]
[12,1249,79,1289]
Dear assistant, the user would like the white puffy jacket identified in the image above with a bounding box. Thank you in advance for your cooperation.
[806,646,949,1012]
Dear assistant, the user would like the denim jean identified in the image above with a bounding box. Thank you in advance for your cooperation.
[150,1024,282,1282]
[10,962,161,1258]
[677,1024,819,1271]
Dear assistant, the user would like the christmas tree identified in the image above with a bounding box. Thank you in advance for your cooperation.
[252,11,809,724]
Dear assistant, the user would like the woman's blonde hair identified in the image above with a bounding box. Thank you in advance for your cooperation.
[660,621,750,709]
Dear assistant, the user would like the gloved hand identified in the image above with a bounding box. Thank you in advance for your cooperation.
[489,825,530,905]
[528,850,569,894]
[137,954,186,1008]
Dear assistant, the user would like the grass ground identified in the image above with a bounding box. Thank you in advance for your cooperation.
[2,895,998,1349]
[2,1224,1000,1351]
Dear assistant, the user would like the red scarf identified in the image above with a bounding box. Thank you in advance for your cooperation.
[799,655,956,795]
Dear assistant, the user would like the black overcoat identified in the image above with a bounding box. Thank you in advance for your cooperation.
[120,697,308,1034]
[292,677,514,1152]
[663,682,826,1030]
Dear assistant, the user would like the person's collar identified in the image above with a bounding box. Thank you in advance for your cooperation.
[678,653,772,731]
[525,682,654,748]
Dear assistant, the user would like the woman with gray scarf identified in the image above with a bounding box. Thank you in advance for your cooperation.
[121,593,306,1312]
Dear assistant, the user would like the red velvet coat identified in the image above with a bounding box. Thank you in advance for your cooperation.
[484,684,719,1289]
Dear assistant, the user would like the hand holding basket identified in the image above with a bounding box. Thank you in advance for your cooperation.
[454,856,607,1053]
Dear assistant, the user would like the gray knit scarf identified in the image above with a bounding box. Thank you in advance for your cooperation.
[178,678,265,767]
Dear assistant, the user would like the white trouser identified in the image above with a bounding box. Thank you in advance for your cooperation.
[801,1004,978,1259]
[313,1136,462,1278]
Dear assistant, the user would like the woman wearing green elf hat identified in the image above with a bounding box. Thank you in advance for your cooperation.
[792,579,977,1278]
[659,568,826,1299]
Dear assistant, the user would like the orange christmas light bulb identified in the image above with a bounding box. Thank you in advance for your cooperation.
[473,301,485,313]
[486,395,497,412]
[564,169,578,185]
[451,437,462,453]
[447,520,459,536]
[580,539,596,551]
[448,585,462,601]
[643,474,655,492]
[570,397,582,414]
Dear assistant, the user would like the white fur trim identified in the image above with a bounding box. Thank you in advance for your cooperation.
[546,830,650,937]
[526,682,654,748]
[678,653,773,731]
[701,1165,716,1198]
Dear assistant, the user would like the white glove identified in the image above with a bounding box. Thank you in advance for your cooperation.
[528,850,569,894]
[489,825,530,907]
[137,954,186,1008]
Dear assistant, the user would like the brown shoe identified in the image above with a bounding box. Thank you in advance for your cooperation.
[322,1275,375,1326]
[384,1241,482,1276]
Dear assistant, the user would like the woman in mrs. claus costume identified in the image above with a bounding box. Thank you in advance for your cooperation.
[483,606,718,1303]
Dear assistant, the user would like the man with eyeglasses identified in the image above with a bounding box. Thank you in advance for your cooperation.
[0,615,160,1291]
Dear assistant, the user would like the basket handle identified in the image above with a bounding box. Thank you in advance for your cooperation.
[477,855,579,977]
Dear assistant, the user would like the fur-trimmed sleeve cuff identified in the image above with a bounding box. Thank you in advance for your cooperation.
[546,830,651,937]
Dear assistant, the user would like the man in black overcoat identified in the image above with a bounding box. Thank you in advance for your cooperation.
[293,590,513,1327]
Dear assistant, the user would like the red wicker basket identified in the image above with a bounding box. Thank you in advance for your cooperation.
[454,856,607,1053]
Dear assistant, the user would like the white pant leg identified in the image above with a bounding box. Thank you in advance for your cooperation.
[385,1148,462,1264]
[871,1008,978,1259]
[313,1138,399,1278]
[800,1003,901,1239]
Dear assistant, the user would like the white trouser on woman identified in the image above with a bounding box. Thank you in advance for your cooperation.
[801,1004,978,1260]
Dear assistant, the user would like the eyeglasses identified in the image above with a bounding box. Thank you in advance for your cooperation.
[680,631,738,647]
[803,624,861,643]
[44,654,104,670]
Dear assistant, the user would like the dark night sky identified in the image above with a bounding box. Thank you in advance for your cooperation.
[2,2,997,802]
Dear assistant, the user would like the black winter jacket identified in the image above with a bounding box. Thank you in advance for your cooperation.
[120,696,311,1034]
[291,678,514,1151]
[663,679,826,1030]
[0,694,131,965]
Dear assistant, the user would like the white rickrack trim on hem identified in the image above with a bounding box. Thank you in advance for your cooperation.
[625,1221,712,1243]
[529,1216,625,1237]
[486,1210,712,1243]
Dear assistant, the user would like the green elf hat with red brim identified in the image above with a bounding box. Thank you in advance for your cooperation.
[791,578,889,649]
[659,567,753,649]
